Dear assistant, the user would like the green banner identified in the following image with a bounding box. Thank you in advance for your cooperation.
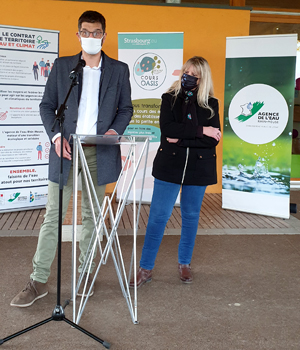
[222,35,297,218]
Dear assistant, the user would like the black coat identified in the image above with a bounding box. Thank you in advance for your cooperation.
[152,92,220,186]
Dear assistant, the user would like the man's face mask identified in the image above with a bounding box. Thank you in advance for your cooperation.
[81,37,102,55]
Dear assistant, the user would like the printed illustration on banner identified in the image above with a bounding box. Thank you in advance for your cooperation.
[36,35,51,50]
[0,110,8,121]
[133,53,167,90]
[229,84,289,145]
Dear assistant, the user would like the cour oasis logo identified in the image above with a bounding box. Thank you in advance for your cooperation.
[133,53,167,91]
[228,84,289,145]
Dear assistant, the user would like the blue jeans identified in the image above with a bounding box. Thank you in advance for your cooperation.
[140,178,206,270]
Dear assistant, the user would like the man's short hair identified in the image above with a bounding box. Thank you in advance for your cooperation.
[78,11,106,32]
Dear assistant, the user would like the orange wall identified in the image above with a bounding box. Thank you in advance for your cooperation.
[0,0,250,192]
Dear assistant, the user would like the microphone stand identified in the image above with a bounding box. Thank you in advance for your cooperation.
[0,72,110,349]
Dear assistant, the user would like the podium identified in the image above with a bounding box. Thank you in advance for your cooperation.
[71,134,150,325]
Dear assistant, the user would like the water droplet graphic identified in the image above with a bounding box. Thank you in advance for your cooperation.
[222,157,289,195]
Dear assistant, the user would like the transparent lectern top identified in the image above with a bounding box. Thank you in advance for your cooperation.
[71,134,151,145]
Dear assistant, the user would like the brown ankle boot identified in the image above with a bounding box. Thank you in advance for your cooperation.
[130,267,152,288]
[178,264,193,283]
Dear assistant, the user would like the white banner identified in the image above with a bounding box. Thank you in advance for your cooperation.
[222,34,297,219]
[118,32,183,202]
[0,25,59,212]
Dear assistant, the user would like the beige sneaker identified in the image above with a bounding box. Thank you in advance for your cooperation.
[77,274,94,297]
[10,279,48,307]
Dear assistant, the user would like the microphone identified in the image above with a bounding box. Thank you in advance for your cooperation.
[69,59,86,80]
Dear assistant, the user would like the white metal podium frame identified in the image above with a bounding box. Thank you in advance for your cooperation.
[71,134,150,325]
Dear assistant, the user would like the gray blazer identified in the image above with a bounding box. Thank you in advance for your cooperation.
[40,52,133,186]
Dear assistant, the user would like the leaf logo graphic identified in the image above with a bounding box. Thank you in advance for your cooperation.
[236,101,264,122]
[8,193,21,202]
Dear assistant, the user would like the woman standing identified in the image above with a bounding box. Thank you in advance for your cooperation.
[131,56,221,288]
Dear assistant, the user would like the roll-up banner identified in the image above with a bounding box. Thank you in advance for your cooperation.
[118,32,183,202]
[0,25,59,212]
[222,34,297,219]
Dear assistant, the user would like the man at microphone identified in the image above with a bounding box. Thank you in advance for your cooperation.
[11,10,133,307]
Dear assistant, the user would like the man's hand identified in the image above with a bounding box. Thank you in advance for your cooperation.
[54,137,72,160]
[104,129,118,135]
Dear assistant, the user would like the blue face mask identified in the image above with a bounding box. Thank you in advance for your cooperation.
[181,73,198,90]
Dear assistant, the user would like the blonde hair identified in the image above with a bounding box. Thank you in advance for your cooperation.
[167,56,215,118]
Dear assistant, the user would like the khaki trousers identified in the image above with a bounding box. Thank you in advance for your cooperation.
[31,146,106,283]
